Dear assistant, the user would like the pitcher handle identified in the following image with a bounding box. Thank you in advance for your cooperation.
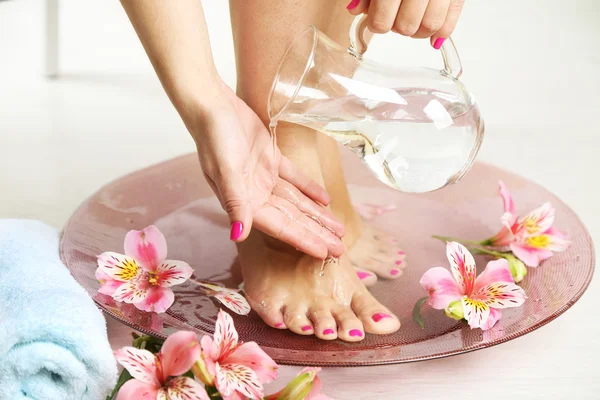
[348,14,463,79]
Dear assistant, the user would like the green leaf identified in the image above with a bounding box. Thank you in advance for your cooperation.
[106,369,133,400]
[412,296,428,329]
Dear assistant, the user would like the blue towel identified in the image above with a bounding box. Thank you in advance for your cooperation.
[0,219,117,400]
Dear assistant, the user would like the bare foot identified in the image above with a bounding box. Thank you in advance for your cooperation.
[238,231,401,342]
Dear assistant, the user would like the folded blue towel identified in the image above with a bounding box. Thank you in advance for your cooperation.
[0,219,117,400]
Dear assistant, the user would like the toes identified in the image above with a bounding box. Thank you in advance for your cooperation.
[352,291,400,335]
[363,259,404,279]
[308,304,338,340]
[331,305,365,342]
[283,306,314,335]
[354,267,378,287]
[249,298,287,329]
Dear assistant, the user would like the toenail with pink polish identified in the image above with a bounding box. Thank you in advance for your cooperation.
[398,251,405,255]
[301,325,312,331]
[372,313,392,322]
[357,271,371,280]
[390,268,400,275]
[395,260,402,265]
[349,329,363,337]
[323,328,335,335]
[275,323,284,328]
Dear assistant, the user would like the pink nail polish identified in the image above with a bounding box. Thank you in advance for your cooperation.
[433,37,446,50]
[346,0,359,10]
[356,271,371,280]
[372,313,392,322]
[301,325,312,332]
[323,328,335,335]
[390,268,400,276]
[395,260,402,266]
[230,221,243,241]
[398,251,405,255]
[275,323,284,328]
[349,329,363,337]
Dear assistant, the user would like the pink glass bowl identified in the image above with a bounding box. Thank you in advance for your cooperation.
[60,152,595,366]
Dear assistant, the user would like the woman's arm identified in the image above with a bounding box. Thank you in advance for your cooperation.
[120,0,222,125]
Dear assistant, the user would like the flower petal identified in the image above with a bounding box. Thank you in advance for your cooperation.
[225,342,278,384]
[95,268,125,296]
[461,297,490,329]
[515,202,555,237]
[498,180,515,219]
[473,258,514,293]
[544,227,572,252]
[446,242,476,295]
[98,252,141,282]
[124,225,167,271]
[419,267,463,309]
[213,310,239,358]
[510,242,553,267]
[166,377,210,400]
[216,363,264,399]
[213,291,251,316]
[115,378,159,400]
[161,331,201,378]
[157,260,194,287]
[472,282,527,309]
[134,286,175,313]
[114,347,159,386]
[113,278,150,304]
[481,308,502,331]
[200,335,217,378]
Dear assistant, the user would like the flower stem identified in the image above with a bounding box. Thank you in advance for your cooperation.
[468,247,510,258]
[431,235,485,246]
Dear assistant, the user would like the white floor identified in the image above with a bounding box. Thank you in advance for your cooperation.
[1,0,599,399]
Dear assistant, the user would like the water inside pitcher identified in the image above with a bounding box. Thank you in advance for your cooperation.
[268,15,484,193]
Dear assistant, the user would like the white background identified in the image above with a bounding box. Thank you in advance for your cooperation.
[1,1,599,399]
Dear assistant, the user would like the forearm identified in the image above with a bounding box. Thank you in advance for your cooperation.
[120,0,223,123]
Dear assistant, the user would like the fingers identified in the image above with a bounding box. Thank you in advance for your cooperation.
[393,0,429,37]
[253,203,331,260]
[346,0,369,15]
[366,0,402,34]
[272,179,345,238]
[411,0,450,39]
[278,156,331,206]
[213,168,253,243]
[430,0,464,46]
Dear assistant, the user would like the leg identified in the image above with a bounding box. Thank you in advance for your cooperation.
[230,0,400,340]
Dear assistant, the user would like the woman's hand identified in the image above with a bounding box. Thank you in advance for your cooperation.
[346,0,465,49]
[185,82,345,260]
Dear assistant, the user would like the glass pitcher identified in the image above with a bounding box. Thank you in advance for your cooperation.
[268,15,484,193]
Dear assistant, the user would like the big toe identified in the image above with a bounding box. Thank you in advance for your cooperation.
[354,267,378,287]
[352,291,400,335]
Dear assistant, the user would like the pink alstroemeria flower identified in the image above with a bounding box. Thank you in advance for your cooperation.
[96,225,193,313]
[486,181,571,267]
[115,331,208,400]
[420,242,527,330]
[196,282,251,316]
[197,310,278,400]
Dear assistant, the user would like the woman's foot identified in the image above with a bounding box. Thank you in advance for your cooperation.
[238,231,401,342]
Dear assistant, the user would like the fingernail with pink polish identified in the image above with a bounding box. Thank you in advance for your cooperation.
[433,37,446,50]
[357,271,371,280]
[301,325,312,332]
[230,221,243,241]
[372,313,392,322]
[346,0,359,10]
[395,260,402,266]
[390,268,400,276]
[323,328,335,335]
[349,329,363,337]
